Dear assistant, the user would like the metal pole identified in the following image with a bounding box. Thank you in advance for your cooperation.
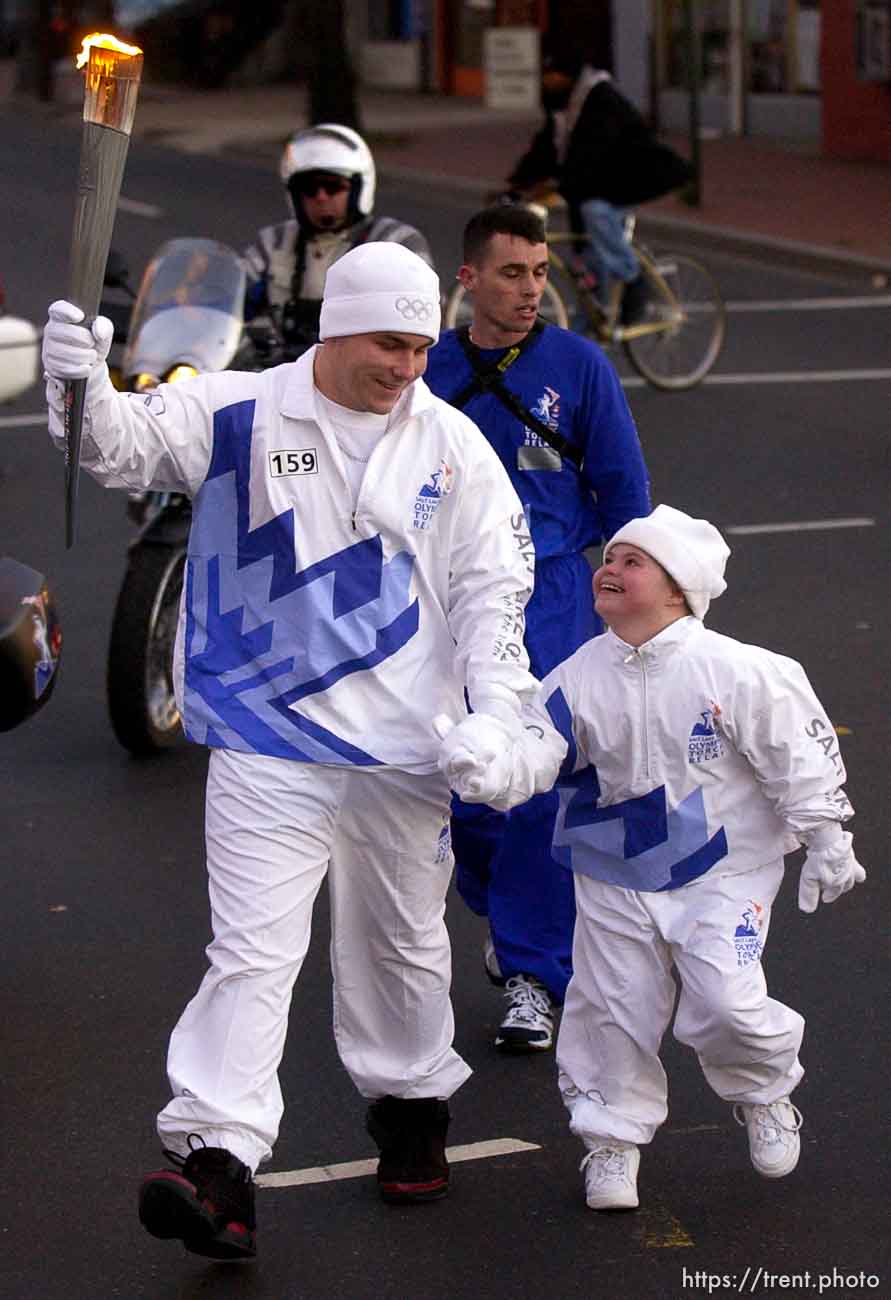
[681,0,702,207]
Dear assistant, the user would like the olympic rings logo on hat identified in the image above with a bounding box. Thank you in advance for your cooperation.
[395,296,434,321]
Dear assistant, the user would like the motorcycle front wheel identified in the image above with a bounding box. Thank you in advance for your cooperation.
[107,544,186,756]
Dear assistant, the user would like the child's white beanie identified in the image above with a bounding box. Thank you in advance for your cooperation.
[319,242,441,344]
[606,504,730,619]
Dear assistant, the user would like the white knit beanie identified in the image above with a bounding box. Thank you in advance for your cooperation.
[318,242,441,344]
[605,504,730,619]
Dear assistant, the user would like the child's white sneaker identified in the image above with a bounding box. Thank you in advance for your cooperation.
[733,1098,803,1178]
[579,1140,640,1210]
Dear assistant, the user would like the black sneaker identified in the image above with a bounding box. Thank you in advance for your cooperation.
[366,1096,450,1204]
[138,1136,257,1260]
[494,973,555,1053]
[620,274,650,326]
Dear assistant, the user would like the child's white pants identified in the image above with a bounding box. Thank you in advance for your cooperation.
[557,860,804,1147]
[157,749,471,1172]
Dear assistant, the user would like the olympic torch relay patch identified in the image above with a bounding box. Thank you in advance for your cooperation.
[734,900,765,968]
[411,460,454,530]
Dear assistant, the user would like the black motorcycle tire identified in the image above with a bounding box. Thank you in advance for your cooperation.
[107,544,187,756]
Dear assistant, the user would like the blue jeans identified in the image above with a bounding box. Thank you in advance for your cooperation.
[579,199,640,306]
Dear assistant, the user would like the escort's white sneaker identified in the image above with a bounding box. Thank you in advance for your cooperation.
[580,1140,640,1210]
[494,973,555,1052]
[733,1098,803,1178]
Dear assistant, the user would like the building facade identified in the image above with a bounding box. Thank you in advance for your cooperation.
[356,0,891,161]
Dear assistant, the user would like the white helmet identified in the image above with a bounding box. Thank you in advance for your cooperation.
[280,124,376,227]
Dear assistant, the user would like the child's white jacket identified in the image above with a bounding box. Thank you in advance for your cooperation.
[48,350,538,772]
[509,616,853,890]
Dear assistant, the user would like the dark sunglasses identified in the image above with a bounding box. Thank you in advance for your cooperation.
[292,174,351,199]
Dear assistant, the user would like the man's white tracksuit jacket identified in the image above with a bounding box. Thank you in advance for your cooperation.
[49,347,539,765]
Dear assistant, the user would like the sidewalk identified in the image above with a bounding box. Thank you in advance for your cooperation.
[8,71,891,277]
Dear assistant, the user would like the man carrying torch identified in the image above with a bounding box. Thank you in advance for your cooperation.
[60,33,142,548]
[40,240,543,1260]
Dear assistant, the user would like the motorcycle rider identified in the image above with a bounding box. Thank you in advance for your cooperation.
[242,123,433,352]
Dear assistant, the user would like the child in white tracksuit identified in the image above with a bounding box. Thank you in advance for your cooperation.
[435,504,866,1210]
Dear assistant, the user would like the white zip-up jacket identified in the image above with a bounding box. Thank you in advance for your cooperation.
[48,350,538,771]
[496,616,853,890]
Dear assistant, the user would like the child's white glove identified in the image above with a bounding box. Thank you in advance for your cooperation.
[43,299,114,382]
[432,713,515,804]
[798,827,866,913]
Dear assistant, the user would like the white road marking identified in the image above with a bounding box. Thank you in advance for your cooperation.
[0,413,47,429]
[725,294,891,312]
[726,518,876,536]
[622,367,891,388]
[6,360,890,426]
[118,195,164,219]
[255,1137,541,1190]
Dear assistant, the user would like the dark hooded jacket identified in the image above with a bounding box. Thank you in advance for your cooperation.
[509,77,692,209]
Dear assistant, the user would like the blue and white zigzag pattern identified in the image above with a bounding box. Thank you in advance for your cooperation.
[183,400,419,763]
[545,686,728,891]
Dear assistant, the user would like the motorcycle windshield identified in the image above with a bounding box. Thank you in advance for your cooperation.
[122,238,246,381]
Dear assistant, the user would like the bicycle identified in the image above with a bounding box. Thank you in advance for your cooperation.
[443,208,726,391]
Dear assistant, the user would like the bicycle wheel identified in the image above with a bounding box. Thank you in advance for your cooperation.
[622,252,725,390]
[442,280,570,330]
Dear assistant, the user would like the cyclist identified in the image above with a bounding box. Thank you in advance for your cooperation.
[243,123,433,352]
[425,203,650,1054]
[507,52,691,324]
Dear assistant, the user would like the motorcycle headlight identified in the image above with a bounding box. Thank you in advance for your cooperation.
[165,364,199,385]
[133,372,160,392]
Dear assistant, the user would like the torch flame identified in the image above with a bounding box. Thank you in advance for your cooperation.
[76,33,142,70]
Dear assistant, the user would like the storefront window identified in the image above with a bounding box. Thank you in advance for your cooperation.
[661,0,731,93]
[748,0,787,90]
[457,0,495,68]
[749,0,821,92]
[657,1,821,96]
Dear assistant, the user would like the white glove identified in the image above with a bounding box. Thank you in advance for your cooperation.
[432,713,515,804]
[469,685,526,739]
[42,300,114,382]
[798,829,866,913]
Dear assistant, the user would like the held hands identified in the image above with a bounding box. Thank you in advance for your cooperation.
[42,300,114,382]
[798,830,866,913]
[432,713,515,805]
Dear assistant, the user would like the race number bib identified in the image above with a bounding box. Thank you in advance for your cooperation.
[268,448,319,477]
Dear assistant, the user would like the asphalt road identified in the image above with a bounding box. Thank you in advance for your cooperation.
[0,105,888,1300]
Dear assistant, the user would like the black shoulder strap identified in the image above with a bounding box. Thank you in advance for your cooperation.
[448,322,582,469]
[449,319,541,408]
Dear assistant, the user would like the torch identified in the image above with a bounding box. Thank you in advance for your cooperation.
[65,33,143,548]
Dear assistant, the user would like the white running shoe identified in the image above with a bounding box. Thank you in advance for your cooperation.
[580,1141,640,1210]
[494,973,555,1052]
[733,1098,803,1178]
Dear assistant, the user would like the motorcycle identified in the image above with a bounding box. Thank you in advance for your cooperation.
[0,273,39,404]
[103,237,262,756]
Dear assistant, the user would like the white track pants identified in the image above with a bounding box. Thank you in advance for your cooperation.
[557,860,805,1147]
[157,749,472,1172]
